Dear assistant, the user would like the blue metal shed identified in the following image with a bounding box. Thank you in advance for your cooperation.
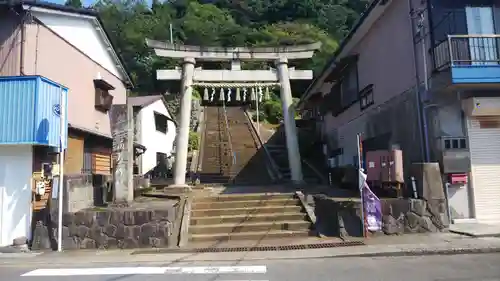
[0,76,68,148]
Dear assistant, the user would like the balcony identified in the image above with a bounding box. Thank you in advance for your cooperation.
[433,35,500,88]
[0,76,68,147]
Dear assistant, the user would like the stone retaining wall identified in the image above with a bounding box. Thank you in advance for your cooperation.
[31,205,179,250]
[313,195,448,238]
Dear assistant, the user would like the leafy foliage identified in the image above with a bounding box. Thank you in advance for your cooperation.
[188,131,200,152]
[92,0,368,96]
[65,0,83,8]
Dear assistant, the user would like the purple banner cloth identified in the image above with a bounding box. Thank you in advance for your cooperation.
[362,182,382,232]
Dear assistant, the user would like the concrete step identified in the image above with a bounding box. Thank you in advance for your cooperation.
[190,212,308,226]
[193,193,295,203]
[189,229,312,242]
[189,220,311,235]
[192,198,301,210]
[191,205,303,217]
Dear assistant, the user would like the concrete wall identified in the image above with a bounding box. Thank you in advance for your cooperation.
[0,145,33,247]
[62,174,94,213]
[313,195,448,238]
[138,100,176,174]
[22,18,127,137]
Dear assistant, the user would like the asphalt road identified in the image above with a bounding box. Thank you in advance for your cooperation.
[1,253,500,281]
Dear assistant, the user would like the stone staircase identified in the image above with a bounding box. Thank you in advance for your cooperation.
[266,144,322,184]
[188,193,313,242]
[199,106,273,185]
[199,106,232,184]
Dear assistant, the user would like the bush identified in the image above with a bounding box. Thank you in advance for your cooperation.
[188,131,199,152]
[251,111,266,122]
[262,100,283,124]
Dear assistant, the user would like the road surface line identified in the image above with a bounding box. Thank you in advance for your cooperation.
[21,265,267,276]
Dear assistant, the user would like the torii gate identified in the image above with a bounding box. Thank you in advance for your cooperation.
[146,39,321,186]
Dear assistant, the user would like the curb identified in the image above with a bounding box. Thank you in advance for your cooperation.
[321,246,500,259]
[449,230,500,238]
[1,245,500,265]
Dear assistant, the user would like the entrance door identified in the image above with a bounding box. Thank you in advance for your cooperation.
[468,116,500,223]
[466,6,498,65]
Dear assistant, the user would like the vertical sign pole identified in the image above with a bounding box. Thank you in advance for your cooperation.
[356,133,366,238]
[57,88,66,252]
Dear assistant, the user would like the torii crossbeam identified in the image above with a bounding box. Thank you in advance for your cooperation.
[146,39,321,187]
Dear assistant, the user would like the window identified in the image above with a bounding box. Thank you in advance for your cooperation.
[465,6,498,65]
[359,84,374,110]
[154,112,169,134]
[156,152,167,164]
[340,65,359,108]
[94,79,115,113]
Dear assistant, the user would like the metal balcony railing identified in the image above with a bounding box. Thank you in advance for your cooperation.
[433,35,500,71]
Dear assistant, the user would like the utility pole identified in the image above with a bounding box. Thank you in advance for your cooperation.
[411,7,431,163]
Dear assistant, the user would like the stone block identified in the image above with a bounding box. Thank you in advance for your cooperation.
[382,214,404,235]
[135,211,152,225]
[419,216,438,232]
[13,236,27,246]
[152,210,172,222]
[95,212,111,226]
[115,224,126,239]
[121,238,139,249]
[123,211,135,225]
[106,237,118,249]
[109,211,123,226]
[80,238,96,249]
[104,224,117,237]
[158,221,173,239]
[88,226,103,239]
[149,237,163,248]
[75,225,89,238]
[62,213,75,226]
[74,211,94,227]
[140,223,159,238]
[62,236,78,250]
[409,199,427,216]
[405,212,420,230]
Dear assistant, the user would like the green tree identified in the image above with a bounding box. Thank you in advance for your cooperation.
[95,0,367,97]
[65,0,83,8]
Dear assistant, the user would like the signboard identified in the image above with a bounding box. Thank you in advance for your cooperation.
[362,181,382,232]
[53,104,61,117]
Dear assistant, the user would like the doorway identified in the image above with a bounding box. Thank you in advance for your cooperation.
[466,6,498,65]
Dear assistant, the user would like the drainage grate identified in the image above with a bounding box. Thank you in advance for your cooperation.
[131,240,364,255]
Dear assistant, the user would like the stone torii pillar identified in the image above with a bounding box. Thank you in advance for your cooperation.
[172,57,195,187]
[276,57,302,183]
[146,39,321,185]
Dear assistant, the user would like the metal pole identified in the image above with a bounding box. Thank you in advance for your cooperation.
[169,23,173,44]
[356,133,366,238]
[57,88,66,252]
[256,96,260,137]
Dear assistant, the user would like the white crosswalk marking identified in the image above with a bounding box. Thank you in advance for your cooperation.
[21,265,268,277]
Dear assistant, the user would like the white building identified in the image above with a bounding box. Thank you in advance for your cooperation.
[129,96,177,176]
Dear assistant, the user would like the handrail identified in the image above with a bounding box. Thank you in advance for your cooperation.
[190,107,206,184]
[221,99,236,176]
[448,34,500,39]
[243,109,282,180]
